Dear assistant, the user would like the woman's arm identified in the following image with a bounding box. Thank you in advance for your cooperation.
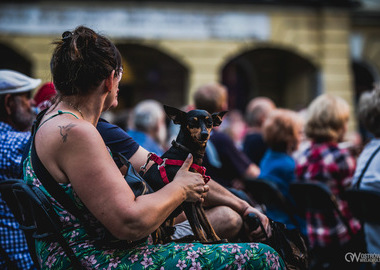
[45,120,206,241]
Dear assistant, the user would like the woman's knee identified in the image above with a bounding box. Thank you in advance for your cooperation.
[206,206,243,239]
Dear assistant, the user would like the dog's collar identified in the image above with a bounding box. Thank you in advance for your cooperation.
[171,140,192,153]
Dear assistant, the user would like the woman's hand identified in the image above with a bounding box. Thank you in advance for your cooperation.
[173,154,209,203]
[243,206,272,242]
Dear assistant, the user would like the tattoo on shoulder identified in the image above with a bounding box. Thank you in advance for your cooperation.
[58,123,76,142]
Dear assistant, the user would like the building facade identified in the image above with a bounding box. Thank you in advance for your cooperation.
[0,0,379,133]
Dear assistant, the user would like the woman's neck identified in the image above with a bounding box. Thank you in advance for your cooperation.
[58,96,103,126]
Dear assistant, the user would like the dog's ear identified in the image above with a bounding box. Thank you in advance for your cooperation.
[212,111,228,127]
[164,105,186,125]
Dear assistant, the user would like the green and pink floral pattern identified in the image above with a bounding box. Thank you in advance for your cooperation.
[24,154,285,269]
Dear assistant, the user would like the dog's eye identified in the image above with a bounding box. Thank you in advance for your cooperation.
[188,119,198,128]
[206,119,213,128]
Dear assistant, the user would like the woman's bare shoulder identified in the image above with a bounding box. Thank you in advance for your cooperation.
[36,114,101,148]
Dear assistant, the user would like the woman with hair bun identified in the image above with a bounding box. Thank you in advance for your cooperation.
[23,26,284,269]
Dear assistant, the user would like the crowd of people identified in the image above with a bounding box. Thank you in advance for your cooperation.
[0,25,379,269]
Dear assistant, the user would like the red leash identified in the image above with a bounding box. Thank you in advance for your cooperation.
[147,153,211,185]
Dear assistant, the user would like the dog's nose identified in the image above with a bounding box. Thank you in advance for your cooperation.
[200,132,209,141]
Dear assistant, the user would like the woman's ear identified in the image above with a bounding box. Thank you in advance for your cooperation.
[104,70,116,93]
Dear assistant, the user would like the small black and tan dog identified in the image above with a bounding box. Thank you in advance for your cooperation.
[141,105,227,243]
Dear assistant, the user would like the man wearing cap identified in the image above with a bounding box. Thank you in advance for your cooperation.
[0,69,39,269]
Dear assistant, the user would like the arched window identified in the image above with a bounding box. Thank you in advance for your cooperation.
[221,47,319,112]
[0,44,32,76]
[116,44,189,109]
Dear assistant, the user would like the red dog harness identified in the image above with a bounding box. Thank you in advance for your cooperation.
[147,153,211,185]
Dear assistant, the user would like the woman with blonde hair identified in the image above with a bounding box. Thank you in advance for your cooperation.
[295,94,362,268]
[303,94,349,143]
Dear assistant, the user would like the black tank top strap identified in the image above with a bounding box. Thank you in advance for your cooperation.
[30,109,89,234]
[36,110,79,132]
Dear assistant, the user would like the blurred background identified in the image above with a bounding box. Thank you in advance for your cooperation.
[0,0,379,134]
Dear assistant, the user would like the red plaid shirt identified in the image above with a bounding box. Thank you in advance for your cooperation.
[295,141,361,248]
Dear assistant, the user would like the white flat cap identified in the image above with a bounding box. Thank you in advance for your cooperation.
[0,69,41,95]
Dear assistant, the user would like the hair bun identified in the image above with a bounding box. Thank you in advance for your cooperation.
[62,31,73,42]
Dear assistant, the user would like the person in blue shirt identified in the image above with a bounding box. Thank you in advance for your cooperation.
[127,99,167,156]
[0,69,39,269]
[259,108,306,235]
[243,97,276,166]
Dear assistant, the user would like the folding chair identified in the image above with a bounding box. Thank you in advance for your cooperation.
[289,181,353,236]
[0,179,84,269]
[344,188,380,225]
[289,181,359,269]
[0,179,37,268]
[244,178,301,228]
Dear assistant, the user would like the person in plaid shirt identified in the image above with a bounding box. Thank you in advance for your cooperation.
[0,70,39,269]
[295,94,363,267]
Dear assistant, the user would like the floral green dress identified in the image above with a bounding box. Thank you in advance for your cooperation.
[23,152,285,269]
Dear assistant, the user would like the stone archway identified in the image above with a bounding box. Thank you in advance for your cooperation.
[0,44,32,76]
[352,60,377,143]
[352,60,377,101]
[116,44,189,110]
[221,47,319,112]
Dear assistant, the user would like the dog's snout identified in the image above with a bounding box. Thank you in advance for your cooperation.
[200,131,209,141]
